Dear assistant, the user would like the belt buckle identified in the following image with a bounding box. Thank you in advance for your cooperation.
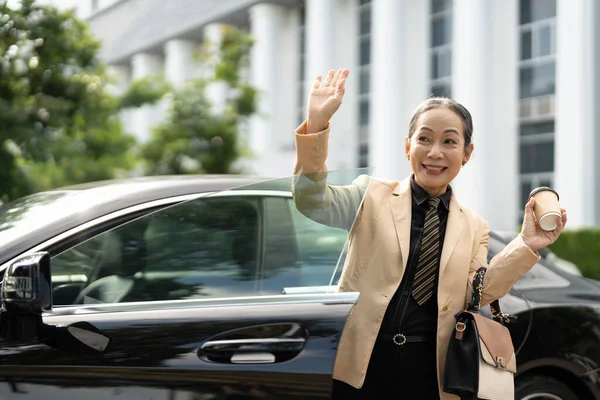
[392,333,407,346]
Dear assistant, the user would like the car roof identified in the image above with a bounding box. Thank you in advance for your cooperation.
[0,174,289,265]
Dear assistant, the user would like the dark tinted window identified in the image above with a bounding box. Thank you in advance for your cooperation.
[520,30,532,60]
[52,196,261,304]
[431,15,452,47]
[432,82,452,98]
[520,121,554,136]
[520,0,556,24]
[520,141,554,173]
[431,0,453,13]
[519,62,556,99]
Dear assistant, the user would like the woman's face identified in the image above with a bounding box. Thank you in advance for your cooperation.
[404,107,474,196]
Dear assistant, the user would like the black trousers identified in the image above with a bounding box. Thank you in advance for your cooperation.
[331,337,440,399]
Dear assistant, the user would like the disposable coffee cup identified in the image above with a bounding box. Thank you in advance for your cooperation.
[528,187,561,231]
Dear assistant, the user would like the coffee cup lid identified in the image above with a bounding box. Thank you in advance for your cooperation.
[528,186,559,201]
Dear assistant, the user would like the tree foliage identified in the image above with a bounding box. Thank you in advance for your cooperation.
[142,25,257,175]
[0,1,256,202]
[0,0,141,202]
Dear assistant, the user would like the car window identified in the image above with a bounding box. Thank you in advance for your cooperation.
[288,198,348,286]
[50,168,374,305]
[256,196,348,293]
[51,196,260,304]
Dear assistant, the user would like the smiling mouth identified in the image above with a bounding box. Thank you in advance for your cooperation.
[423,165,447,172]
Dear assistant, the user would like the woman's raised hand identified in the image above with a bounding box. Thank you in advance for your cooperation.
[306,68,349,134]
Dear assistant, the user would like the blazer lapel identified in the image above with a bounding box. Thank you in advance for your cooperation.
[390,176,464,275]
[439,196,464,278]
[390,177,412,270]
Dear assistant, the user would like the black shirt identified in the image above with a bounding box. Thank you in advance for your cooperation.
[379,176,452,337]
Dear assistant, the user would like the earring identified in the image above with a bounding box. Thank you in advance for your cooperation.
[407,155,410,161]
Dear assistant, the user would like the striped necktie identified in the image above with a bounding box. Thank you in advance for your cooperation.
[412,196,441,305]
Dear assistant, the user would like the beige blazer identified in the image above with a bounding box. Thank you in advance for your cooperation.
[292,121,541,400]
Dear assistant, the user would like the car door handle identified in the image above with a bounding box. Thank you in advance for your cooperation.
[201,338,306,364]
[198,323,308,364]
[201,337,306,353]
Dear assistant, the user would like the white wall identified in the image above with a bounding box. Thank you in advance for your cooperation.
[249,0,360,178]
[451,0,519,231]
[555,0,598,228]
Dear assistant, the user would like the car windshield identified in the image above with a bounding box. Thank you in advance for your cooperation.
[48,168,375,305]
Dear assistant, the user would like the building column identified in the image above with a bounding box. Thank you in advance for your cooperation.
[304,0,336,86]
[555,0,598,228]
[130,52,164,143]
[303,0,345,170]
[202,24,228,115]
[369,0,428,180]
[328,0,359,170]
[107,65,135,142]
[131,52,163,80]
[249,4,287,175]
[107,65,130,95]
[451,0,519,231]
[164,39,197,87]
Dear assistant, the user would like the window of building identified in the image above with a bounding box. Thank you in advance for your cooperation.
[518,0,556,219]
[430,0,453,97]
[520,0,557,24]
[358,0,371,167]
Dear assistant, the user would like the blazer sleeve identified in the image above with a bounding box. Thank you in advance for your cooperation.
[291,120,371,231]
[465,217,541,308]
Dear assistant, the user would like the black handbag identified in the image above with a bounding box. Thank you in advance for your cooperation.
[443,267,518,400]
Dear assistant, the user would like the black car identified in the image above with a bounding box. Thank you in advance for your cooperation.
[0,169,598,400]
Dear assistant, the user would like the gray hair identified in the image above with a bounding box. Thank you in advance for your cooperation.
[408,97,473,147]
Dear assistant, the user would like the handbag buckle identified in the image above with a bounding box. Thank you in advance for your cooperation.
[454,322,466,340]
[392,333,407,346]
[497,356,506,369]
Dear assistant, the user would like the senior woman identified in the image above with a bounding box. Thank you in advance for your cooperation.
[292,68,568,399]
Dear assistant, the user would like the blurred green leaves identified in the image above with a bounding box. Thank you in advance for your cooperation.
[116,75,171,109]
[0,0,136,201]
[142,25,257,175]
[548,228,600,280]
[0,1,258,202]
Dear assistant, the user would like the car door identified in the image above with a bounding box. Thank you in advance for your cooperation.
[0,168,373,399]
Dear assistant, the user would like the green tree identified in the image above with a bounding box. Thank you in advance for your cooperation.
[0,0,163,202]
[142,25,257,175]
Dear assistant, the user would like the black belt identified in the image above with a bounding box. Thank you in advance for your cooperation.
[378,333,432,346]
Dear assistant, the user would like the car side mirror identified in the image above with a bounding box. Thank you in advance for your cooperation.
[0,252,111,354]
[1,251,52,314]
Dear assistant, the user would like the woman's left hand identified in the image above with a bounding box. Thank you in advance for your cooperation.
[520,197,568,253]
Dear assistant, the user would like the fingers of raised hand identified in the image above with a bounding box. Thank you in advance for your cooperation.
[313,75,322,89]
[333,68,350,87]
[330,68,344,86]
[323,69,336,87]
[335,78,346,98]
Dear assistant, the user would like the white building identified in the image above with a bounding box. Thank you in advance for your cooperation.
[42,0,600,231]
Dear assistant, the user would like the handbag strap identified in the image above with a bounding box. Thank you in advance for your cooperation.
[467,267,517,325]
